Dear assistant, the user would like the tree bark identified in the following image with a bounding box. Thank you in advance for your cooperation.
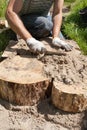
[52,81,87,113]
[0,39,51,105]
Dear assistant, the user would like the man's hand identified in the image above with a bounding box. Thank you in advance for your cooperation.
[52,37,73,51]
[26,38,47,54]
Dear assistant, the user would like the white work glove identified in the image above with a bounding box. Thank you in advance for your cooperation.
[52,37,73,51]
[26,38,46,54]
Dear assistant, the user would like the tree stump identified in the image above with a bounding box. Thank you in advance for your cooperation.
[52,81,87,113]
[0,39,52,105]
[0,37,64,106]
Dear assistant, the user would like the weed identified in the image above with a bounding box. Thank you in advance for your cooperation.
[0,0,7,18]
[63,0,87,54]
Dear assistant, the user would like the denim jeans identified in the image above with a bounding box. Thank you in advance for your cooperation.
[21,14,65,39]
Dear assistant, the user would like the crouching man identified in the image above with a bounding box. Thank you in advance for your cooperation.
[6,0,72,54]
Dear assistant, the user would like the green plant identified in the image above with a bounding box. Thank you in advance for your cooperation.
[63,0,87,54]
[64,0,75,3]
[0,30,9,54]
[0,0,7,17]
[0,29,16,56]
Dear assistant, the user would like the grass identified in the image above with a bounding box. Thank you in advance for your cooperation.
[64,0,76,6]
[0,1,18,57]
[0,0,7,56]
[65,0,75,2]
[63,0,87,54]
[0,29,16,57]
[0,30,9,54]
[0,0,7,18]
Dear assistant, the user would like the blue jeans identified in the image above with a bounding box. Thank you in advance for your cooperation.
[21,14,64,39]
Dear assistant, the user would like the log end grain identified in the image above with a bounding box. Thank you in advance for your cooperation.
[0,55,50,105]
[52,81,87,113]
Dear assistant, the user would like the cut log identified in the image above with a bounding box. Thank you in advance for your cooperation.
[2,37,67,58]
[0,39,53,105]
[52,81,87,113]
[1,37,66,106]
[0,55,50,105]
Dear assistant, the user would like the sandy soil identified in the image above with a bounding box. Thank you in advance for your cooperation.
[0,40,87,130]
[42,44,87,87]
[0,98,87,130]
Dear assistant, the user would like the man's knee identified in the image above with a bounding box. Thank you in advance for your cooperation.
[36,16,53,32]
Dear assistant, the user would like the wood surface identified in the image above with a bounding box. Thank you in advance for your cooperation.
[0,39,52,105]
[52,81,87,113]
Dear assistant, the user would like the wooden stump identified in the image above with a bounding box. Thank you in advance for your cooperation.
[0,55,51,105]
[0,37,64,106]
[0,39,53,105]
[52,81,87,113]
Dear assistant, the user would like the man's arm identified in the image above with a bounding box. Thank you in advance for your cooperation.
[52,0,72,51]
[5,0,46,53]
[5,0,32,40]
[52,0,64,38]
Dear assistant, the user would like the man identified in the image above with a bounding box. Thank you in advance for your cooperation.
[6,0,72,54]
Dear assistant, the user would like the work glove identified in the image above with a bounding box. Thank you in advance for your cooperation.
[52,37,73,51]
[26,37,47,54]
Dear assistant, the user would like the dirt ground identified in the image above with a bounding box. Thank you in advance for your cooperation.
[42,42,87,87]
[0,40,87,130]
[0,98,87,130]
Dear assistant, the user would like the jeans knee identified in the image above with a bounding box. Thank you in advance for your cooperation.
[38,17,53,32]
